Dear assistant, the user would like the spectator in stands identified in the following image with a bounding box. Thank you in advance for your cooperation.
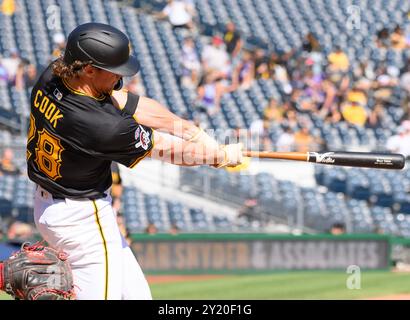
[400,120,410,158]
[326,47,350,95]
[405,25,410,48]
[400,62,410,95]
[341,99,368,127]
[401,99,410,123]
[268,52,279,76]
[1,48,21,84]
[330,222,346,235]
[0,56,8,82]
[366,104,384,129]
[14,60,25,91]
[291,87,317,113]
[237,198,261,223]
[169,223,180,235]
[276,126,295,152]
[125,74,145,95]
[145,223,158,235]
[303,71,327,112]
[293,126,315,152]
[324,109,343,125]
[249,117,263,138]
[376,27,390,48]
[180,36,201,88]
[318,78,338,118]
[390,25,407,50]
[249,116,272,151]
[386,125,405,153]
[15,59,32,91]
[201,35,231,79]
[280,48,297,71]
[1,0,15,16]
[223,22,242,60]
[116,211,131,245]
[232,50,254,89]
[196,70,236,116]
[254,48,270,80]
[0,148,21,176]
[23,63,38,89]
[386,123,410,158]
[269,53,292,94]
[282,109,299,131]
[301,32,321,53]
[345,85,368,109]
[263,98,287,123]
[157,0,196,31]
[7,221,35,245]
[352,61,376,91]
[51,32,67,60]
[373,65,398,102]
[327,45,349,73]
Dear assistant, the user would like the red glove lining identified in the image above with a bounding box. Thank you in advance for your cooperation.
[0,262,4,291]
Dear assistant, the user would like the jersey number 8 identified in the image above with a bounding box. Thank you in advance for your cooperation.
[27,115,64,181]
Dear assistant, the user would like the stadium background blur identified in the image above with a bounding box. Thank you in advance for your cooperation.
[1,0,410,299]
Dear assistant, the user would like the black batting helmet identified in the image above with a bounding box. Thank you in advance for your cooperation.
[63,22,140,77]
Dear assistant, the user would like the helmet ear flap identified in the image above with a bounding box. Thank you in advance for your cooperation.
[113,78,123,90]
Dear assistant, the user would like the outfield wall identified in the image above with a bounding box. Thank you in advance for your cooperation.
[130,234,392,273]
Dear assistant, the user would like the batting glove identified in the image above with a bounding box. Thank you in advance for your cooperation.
[189,128,219,149]
[216,143,244,168]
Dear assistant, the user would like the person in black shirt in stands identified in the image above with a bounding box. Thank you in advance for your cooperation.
[223,22,243,59]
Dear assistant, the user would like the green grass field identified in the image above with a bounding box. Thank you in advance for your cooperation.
[149,271,410,300]
[1,271,409,300]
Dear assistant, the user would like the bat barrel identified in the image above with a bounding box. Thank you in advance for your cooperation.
[307,151,405,170]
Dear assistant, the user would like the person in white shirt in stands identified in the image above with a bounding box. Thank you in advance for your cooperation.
[158,0,196,31]
[1,48,21,84]
[201,36,231,80]
[386,122,410,159]
[276,126,295,152]
[180,37,201,88]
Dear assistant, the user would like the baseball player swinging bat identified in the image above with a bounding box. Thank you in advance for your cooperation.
[243,151,406,170]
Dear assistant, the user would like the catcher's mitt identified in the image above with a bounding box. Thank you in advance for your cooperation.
[0,242,75,300]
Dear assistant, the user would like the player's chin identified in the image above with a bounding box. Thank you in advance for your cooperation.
[103,86,116,94]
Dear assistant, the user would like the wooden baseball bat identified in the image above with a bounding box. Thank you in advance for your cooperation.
[242,151,406,170]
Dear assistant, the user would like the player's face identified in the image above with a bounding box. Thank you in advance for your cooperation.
[92,68,122,94]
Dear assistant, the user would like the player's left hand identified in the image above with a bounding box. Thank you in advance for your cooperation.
[215,143,244,168]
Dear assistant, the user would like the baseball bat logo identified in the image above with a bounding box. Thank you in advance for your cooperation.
[310,152,336,163]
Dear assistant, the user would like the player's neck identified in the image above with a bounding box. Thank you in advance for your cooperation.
[65,77,103,99]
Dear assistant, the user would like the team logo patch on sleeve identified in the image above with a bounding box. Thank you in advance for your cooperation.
[53,88,63,100]
[134,127,141,140]
[135,126,151,150]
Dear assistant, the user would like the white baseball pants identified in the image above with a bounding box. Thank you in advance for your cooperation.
[33,185,152,300]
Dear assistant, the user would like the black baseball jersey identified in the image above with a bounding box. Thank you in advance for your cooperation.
[26,64,154,199]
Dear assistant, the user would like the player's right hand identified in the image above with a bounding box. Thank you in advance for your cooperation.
[215,143,244,168]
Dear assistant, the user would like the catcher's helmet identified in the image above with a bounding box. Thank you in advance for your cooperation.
[63,22,140,77]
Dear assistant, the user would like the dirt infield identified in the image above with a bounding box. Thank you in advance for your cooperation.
[366,294,410,300]
[147,274,228,284]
